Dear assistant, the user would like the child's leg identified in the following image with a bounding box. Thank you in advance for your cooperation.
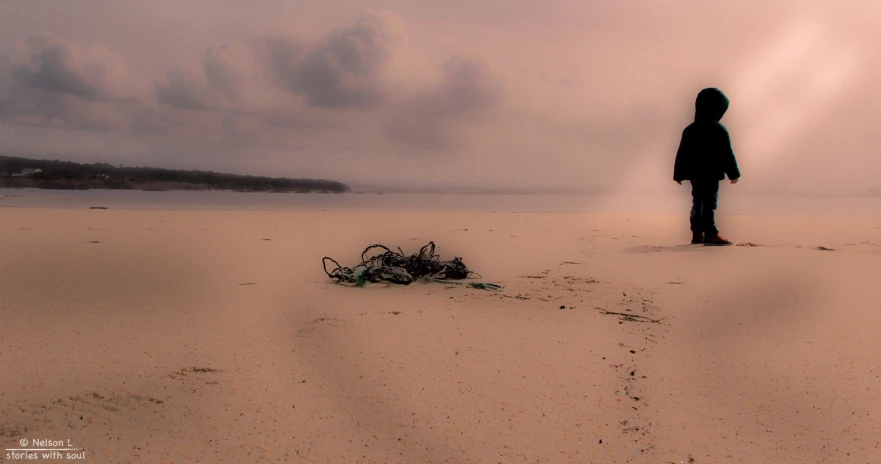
[689,181,704,234]
[700,181,721,235]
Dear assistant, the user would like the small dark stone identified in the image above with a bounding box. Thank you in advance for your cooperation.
[598,439,603,444]
[559,305,566,310]
[630,350,636,354]
[630,371,635,376]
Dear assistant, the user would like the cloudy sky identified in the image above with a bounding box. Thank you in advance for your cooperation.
[0,0,879,192]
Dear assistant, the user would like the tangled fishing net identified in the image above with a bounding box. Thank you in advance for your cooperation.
[322,241,501,290]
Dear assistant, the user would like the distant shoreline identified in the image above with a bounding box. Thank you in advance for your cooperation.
[1,186,878,199]
[0,154,350,194]
[0,184,347,194]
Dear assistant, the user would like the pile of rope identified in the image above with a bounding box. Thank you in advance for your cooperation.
[323,241,499,289]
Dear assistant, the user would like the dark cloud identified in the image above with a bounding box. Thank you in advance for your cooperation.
[383,56,506,151]
[8,32,143,102]
[268,11,405,109]
[0,32,145,133]
[155,66,209,110]
[265,35,303,92]
[1,18,509,159]
[154,41,257,112]
[203,43,242,101]
[13,45,101,100]
[432,56,505,117]
[0,86,132,133]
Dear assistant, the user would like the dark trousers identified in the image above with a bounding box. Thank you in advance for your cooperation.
[690,179,720,235]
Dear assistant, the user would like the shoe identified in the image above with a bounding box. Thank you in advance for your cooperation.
[691,232,704,244]
[704,233,732,246]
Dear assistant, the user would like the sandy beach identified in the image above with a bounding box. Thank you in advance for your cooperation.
[3,0,881,461]
[1,205,880,463]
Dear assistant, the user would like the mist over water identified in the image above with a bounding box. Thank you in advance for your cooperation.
[2,188,879,215]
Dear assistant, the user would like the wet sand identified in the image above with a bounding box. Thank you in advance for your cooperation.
[1,207,879,463]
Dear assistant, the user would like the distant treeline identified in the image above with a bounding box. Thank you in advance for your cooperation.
[0,155,350,193]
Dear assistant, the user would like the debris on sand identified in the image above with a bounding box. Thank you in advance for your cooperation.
[323,241,500,290]
[597,308,664,323]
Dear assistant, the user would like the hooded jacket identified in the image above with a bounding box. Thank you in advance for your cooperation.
[673,88,741,182]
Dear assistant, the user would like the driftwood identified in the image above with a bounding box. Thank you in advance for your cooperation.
[596,308,665,323]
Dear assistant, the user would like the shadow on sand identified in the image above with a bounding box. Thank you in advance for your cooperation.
[621,244,712,254]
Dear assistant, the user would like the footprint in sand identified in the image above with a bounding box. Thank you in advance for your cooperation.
[167,366,223,380]
[738,242,837,252]
[1,389,170,440]
[0,366,231,464]
[296,317,349,338]
[0,424,29,439]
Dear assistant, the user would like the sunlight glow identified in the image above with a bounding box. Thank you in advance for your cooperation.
[731,15,861,172]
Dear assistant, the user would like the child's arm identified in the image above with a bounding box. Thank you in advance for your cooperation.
[719,127,740,180]
[673,131,688,183]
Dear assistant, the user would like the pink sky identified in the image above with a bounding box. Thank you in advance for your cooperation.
[0,0,879,192]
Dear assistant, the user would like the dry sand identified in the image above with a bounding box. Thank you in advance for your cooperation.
[1,207,879,463]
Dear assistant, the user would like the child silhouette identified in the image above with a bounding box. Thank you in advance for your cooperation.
[673,87,741,245]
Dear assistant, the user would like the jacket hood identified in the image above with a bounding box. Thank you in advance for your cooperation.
[695,87,729,122]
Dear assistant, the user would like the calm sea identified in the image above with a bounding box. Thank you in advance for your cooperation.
[1,188,879,215]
